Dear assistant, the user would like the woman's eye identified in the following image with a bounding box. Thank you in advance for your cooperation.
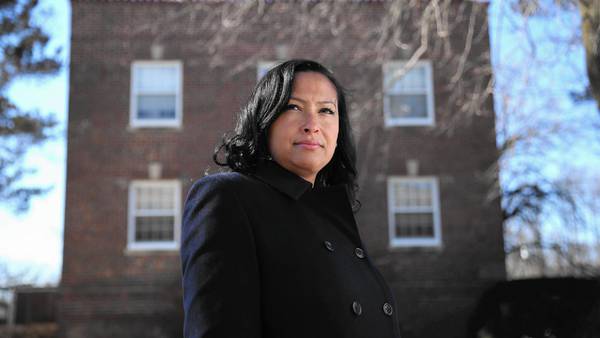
[321,108,336,115]
[286,104,300,111]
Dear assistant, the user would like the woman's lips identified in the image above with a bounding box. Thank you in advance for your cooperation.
[294,141,323,150]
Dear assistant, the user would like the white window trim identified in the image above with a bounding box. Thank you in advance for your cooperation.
[129,60,183,129]
[387,176,442,248]
[257,61,278,81]
[127,180,181,251]
[383,60,435,127]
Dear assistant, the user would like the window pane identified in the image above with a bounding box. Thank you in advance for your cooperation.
[389,66,426,92]
[388,94,427,118]
[394,181,433,208]
[135,185,175,210]
[137,94,176,119]
[135,216,175,241]
[394,182,406,207]
[136,66,177,92]
[415,182,432,206]
[395,212,434,238]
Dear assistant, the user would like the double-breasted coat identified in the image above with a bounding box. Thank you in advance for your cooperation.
[180,160,402,338]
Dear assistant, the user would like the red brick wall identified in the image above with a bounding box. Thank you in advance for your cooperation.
[61,1,504,337]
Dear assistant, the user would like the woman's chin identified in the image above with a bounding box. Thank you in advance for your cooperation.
[288,160,327,178]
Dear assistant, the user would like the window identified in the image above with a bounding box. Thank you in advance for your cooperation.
[257,61,277,81]
[387,177,441,247]
[127,180,181,251]
[130,61,182,128]
[383,61,435,127]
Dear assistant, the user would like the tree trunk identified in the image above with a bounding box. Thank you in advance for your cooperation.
[579,0,600,110]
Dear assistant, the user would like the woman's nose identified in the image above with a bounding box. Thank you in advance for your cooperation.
[302,111,319,133]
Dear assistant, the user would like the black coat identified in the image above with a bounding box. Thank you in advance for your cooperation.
[181,160,402,338]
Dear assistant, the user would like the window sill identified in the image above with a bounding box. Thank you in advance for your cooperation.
[125,243,179,255]
[388,238,442,249]
[127,123,182,131]
[384,118,435,127]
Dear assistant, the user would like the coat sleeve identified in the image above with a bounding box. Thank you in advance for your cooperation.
[180,176,261,338]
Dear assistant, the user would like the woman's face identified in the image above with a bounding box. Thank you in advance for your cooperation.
[268,71,339,184]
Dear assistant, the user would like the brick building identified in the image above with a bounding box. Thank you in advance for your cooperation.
[61,1,505,337]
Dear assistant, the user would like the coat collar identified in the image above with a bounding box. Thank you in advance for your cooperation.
[252,160,313,200]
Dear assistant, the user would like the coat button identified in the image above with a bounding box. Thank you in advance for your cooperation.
[323,241,334,252]
[355,247,365,259]
[383,302,393,316]
[352,301,362,316]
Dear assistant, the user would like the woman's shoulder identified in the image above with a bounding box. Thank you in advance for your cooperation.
[186,171,260,201]
[194,171,250,186]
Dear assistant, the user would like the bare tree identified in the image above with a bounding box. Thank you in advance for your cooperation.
[511,0,600,109]
[0,0,61,213]
[578,0,600,108]
[493,0,600,277]
[134,0,496,192]
[134,0,598,276]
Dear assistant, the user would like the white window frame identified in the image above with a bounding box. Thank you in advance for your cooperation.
[387,176,442,248]
[257,61,278,81]
[383,60,435,127]
[130,60,183,128]
[127,180,181,251]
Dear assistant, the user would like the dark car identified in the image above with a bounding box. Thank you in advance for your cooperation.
[468,278,600,338]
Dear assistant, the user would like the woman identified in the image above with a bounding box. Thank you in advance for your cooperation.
[181,60,401,338]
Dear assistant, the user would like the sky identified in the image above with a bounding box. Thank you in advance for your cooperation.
[0,0,599,286]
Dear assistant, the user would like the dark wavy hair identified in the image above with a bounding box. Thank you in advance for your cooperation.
[214,59,359,208]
